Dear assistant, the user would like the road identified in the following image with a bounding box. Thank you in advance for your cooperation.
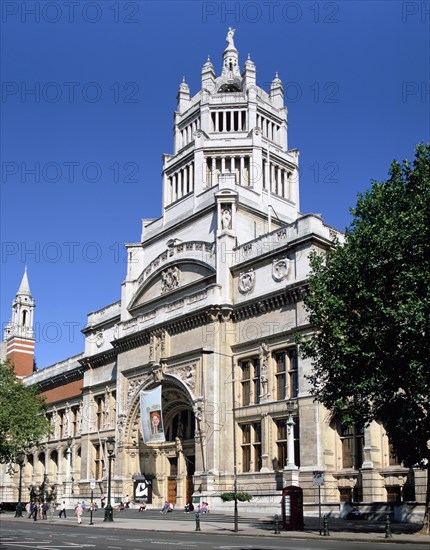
[0,522,425,550]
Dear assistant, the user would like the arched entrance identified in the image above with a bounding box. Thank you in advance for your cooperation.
[125,375,197,508]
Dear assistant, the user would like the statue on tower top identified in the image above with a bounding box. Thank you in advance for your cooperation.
[226,27,236,49]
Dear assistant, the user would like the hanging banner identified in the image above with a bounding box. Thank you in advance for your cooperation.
[140,385,165,443]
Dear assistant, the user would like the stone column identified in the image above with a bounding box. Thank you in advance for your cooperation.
[240,156,245,186]
[260,413,271,472]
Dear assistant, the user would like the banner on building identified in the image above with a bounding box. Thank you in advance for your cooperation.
[140,385,165,443]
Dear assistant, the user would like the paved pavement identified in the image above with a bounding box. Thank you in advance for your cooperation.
[1,509,429,545]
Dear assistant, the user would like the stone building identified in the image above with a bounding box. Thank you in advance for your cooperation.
[1,30,425,519]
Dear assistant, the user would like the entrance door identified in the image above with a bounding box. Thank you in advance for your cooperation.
[167,478,177,505]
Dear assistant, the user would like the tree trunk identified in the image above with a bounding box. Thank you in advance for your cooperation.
[418,462,430,535]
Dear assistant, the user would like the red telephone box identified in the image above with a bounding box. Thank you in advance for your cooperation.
[282,485,304,531]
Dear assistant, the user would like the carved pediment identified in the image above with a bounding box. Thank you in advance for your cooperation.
[128,260,215,312]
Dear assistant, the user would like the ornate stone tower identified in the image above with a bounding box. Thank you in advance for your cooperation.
[3,267,36,377]
[161,27,300,226]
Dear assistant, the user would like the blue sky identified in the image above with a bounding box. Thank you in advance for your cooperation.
[1,0,429,368]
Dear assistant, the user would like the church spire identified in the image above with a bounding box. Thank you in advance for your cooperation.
[17,265,32,297]
[3,268,36,377]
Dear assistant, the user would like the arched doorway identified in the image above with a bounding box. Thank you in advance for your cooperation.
[126,377,197,508]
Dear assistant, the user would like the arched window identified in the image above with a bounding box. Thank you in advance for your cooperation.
[22,310,27,325]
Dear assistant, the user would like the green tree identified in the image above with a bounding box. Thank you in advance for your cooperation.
[0,361,50,464]
[300,144,430,533]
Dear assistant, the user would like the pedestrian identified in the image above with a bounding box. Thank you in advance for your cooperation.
[124,494,130,509]
[58,500,67,518]
[160,500,172,514]
[49,500,55,520]
[25,502,31,518]
[33,502,38,522]
[75,502,83,524]
[101,494,106,508]
[42,501,49,520]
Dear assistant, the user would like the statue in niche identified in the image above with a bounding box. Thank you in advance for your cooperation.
[226,27,236,49]
[176,415,184,438]
[221,206,232,230]
[259,342,270,399]
[175,437,183,453]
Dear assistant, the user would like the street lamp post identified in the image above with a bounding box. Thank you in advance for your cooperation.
[64,436,73,506]
[15,451,25,517]
[202,349,239,532]
[104,436,115,522]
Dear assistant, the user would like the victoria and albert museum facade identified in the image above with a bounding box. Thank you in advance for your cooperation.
[1,31,426,519]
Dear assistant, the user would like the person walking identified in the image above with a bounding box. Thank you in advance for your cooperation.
[25,502,31,518]
[33,502,38,522]
[124,495,130,509]
[75,502,83,525]
[41,501,49,520]
[58,500,67,518]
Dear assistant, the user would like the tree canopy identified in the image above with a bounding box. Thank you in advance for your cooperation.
[299,144,430,529]
[0,360,50,463]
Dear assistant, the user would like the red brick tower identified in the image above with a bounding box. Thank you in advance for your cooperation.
[3,267,36,377]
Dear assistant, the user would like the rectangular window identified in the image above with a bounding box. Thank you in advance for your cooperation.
[94,443,104,480]
[253,423,262,471]
[240,422,262,473]
[96,397,103,431]
[276,418,287,470]
[252,359,260,404]
[275,352,286,400]
[240,358,261,405]
[340,424,363,469]
[241,362,251,406]
[288,349,299,398]
[241,424,251,472]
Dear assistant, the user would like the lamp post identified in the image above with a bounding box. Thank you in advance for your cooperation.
[202,349,238,532]
[64,436,73,506]
[15,451,25,517]
[104,436,115,522]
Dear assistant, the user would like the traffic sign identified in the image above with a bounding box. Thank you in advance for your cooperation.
[313,471,324,486]
[90,479,96,490]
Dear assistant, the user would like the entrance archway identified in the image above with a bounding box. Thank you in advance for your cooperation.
[125,376,197,508]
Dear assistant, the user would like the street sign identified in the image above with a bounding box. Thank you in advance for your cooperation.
[90,479,96,490]
[313,471,324,486]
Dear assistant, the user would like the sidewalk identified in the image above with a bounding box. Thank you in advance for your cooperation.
[2,510,430,545]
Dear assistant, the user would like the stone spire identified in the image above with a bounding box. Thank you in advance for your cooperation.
[17,265,32,297]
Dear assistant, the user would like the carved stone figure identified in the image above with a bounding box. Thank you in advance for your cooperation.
[238,269,255,294]
[272,258,290,282]
[221,206,232,230]
[226,27,236,49]
[161,266,180,294]
[175,436,183,453]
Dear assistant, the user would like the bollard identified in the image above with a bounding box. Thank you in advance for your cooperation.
[274,514,280,534]
[385,514,392,538]
[323,514,330,536]
[195,512,201,532]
